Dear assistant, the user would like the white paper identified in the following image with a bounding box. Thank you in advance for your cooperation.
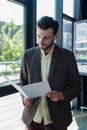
[21,81,51,98]
[1,74,51,98]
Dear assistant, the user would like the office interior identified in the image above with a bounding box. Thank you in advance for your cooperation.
[0,0,87,130]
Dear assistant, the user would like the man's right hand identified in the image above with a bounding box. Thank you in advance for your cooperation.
[23,97,33,107]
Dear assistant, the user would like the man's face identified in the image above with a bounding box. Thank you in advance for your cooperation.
[37,27,57,51]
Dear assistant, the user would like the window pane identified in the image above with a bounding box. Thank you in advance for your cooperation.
[37,0,55,20]
[36,0,55,44]
[0,0,24,86]
[63,0,74,17]
[74,20,87,62]
[62,19,73,50]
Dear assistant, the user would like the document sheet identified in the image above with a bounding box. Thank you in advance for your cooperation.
[2,74,51,98]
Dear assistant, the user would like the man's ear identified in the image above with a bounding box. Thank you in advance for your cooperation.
[54,34,58,40]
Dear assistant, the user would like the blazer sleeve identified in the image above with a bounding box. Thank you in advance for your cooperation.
[62,52,81,103]
[20,52,29,87]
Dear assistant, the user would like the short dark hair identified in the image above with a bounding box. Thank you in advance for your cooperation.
[37,16,59,34]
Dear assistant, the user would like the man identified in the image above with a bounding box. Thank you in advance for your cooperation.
[20,16,81,130]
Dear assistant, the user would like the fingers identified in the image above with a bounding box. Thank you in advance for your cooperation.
[46,91,56,98]
[46,91,57,101]
[46,91,64,102]
[23,97,33,106]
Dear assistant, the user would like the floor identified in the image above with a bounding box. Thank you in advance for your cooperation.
[0,93,25,130]
[0,92,87,130]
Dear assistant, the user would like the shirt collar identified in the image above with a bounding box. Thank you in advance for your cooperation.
[41,44,55,56]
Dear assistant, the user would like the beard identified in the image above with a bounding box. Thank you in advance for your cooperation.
[39,40,54,52]
[44,42,54,51]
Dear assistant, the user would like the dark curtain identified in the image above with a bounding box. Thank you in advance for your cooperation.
[80,0,87,19]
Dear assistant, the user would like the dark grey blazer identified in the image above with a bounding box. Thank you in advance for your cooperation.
[20,44,81,130]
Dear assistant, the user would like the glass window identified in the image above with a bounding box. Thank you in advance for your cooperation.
[63,0,75,17]
[0,0,24,86]
[62,19,73,50]
[37,0,55,20]
[74,20,87,63]
[36,0,55,44]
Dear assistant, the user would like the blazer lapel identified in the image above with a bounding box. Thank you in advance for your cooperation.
[33,45,62,83]
[48,45,61,83]
[33,47,42,81]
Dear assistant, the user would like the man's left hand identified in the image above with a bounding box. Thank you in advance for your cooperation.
[46,91,64,102]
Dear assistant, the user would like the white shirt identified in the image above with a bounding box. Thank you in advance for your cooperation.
[33,45,54,124]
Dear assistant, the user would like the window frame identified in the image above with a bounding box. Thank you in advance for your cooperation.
[62,14,76,51]
[0,0,36,96]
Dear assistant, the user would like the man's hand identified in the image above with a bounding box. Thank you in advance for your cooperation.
[23,97,33,107]
[46,90,64,102]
